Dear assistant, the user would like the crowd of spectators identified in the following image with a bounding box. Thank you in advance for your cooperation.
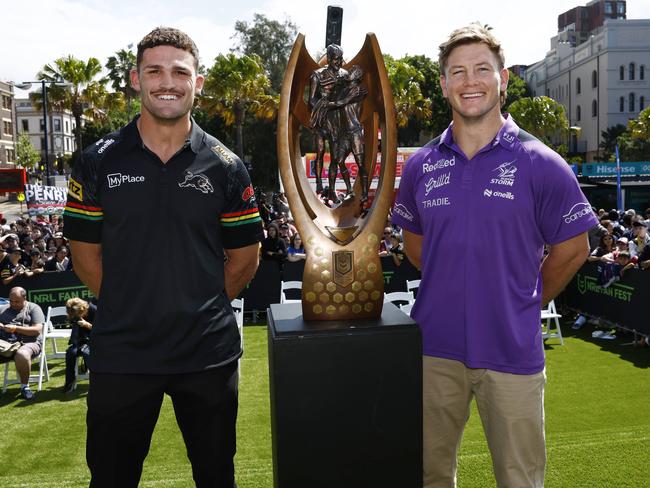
[0,214,71,286]
[256,190,407,267]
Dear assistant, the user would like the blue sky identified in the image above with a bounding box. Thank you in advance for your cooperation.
[4,0,650,91]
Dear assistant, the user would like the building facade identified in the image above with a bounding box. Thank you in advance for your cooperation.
[15,97,77,165]
[525,18,650,160]
[0,81,16,165]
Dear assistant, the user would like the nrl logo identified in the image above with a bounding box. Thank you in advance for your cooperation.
[178,171,214,194]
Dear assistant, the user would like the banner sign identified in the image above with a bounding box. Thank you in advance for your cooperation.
[582,162,650,177]
[563,262,649,335]
[24,184,68,216]
[0,168,26,193]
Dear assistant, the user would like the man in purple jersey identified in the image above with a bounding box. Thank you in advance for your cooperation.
[392,24,597,488]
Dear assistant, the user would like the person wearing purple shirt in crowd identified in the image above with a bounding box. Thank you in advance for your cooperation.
[391,24,597,488]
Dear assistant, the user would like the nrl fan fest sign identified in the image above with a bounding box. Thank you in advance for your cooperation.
[25,184,68,216]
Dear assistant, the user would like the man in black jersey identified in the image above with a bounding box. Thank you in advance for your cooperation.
[64,27,263,488]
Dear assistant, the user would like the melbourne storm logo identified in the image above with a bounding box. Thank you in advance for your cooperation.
[491,161,517,186]
[178,171,214,194]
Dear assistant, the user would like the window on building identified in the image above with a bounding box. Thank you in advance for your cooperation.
[620,65,625,80]
[592,100,598,117]
[641,65,645,81]
[629,93,635,112]
[617,2,625,14]
[21,119,28,132]
[65,138,69,151]
[640,96,645,111]
[577,105,581,121]
[576,77,581,94]
[40,137,45,150]
[629,63,635,81]
[6,149,15,162]
[53,118,61,132]
[1,95,11,110]
[64,120,69,133]
[40,118,45,131]
[3,120,13,136]
[620,96,625,112]
[592,70,598,88]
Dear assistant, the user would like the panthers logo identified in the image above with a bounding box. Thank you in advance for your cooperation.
[178,171,214,194]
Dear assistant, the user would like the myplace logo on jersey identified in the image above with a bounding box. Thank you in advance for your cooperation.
[423,155,455,174]
[490,161,517,186]
[563,202,591,224]
[107,173,145,188]
[393,203,414,222]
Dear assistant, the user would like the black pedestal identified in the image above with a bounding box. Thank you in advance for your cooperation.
[268,302,422,488]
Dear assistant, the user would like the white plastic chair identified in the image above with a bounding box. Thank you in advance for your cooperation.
[541,300,563,345]
[44,306,71,359]
[2,322,50,392]
[400,303,414,317]
[231,298,244,380]
[384,291,415,307]
[405,280,420,304]
[280,281,302,304]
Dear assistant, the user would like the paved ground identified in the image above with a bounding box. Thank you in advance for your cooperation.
[0,196,30,222]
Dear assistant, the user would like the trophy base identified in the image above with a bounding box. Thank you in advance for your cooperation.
[267,302,422,488]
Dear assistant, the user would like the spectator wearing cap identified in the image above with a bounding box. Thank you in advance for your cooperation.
[53,232,67,248]
[1,247,33,285]
[44,245,72,272]
[389,233,406,267]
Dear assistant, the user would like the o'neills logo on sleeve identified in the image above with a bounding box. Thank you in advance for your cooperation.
[393,203,414,222]
[563,202,592,224]
[107,173,145,188]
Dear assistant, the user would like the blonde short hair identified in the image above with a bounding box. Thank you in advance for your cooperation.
[66,297,89,318]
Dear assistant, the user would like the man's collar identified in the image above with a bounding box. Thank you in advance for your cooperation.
[439,114,520,152]
[123,114,204,154]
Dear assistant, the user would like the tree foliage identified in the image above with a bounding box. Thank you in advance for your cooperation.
[15,133,40,168]
[616,107,650,161]
[628,106,650,141]
[599,124,627,161]
[35,55,124,155]
[504,70,531,111]
[384,55,432,135]
[232,13,298,94]
[201,53,277,159]
[509,96,569,144]
[105,48,138,119]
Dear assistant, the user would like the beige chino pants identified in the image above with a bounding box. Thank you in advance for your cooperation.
[423,356,546,488]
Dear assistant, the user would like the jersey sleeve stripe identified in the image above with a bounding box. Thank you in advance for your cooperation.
[221,214,262,227]
[64,207,104,220]
[221,208,260,218]
[65,201,103,212]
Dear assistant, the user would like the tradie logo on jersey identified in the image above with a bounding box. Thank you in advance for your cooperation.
[107,173,145,188]
[490,160,517,186]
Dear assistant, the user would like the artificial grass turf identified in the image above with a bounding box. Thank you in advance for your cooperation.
[0,323,648,487]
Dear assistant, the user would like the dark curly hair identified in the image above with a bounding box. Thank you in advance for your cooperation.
[136,26,199,71]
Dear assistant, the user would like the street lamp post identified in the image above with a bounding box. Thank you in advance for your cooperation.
[15,80,69,185]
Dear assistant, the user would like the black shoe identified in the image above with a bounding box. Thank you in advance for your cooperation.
[21,387,34,400]
[62,382,76,394]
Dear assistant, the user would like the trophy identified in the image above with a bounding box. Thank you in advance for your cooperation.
[277,33,397,320]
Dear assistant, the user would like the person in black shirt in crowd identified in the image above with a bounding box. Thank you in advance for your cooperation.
[63,27,263,488]
[63,297,95,393]
[261,223,287,263]
[43,245,72,272]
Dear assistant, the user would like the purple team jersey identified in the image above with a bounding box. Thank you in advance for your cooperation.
[392,116,598,374]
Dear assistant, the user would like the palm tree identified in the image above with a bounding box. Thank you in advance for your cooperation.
[106,48,137,118]
[201,53,277,159]
[34,55,124,154]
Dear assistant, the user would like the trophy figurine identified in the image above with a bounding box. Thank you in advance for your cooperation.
[277,33,397,320]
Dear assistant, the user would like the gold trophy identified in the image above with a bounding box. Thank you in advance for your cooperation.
[277,33,396,320]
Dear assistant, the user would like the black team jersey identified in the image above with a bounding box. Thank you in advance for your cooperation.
[63,117,264,374]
